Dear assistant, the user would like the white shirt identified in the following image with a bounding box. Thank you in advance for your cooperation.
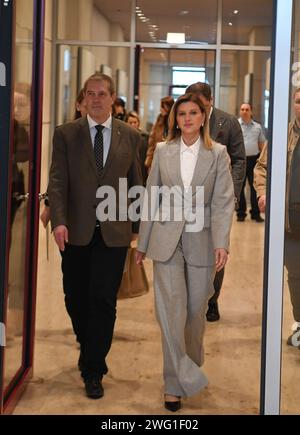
[87,114,112,166]
[180,136,201,190]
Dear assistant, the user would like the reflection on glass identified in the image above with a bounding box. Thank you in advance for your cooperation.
[220,50,271,126]
[222,0,273,45]
[281,0,300,415]
[4,0,33,390]
[57,0,132,42]
[139,48,215,131]
[136,0,218,44]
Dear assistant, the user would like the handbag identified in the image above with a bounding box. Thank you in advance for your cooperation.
[117,247,149,299]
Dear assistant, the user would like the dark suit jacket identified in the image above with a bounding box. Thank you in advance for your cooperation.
[210,107,246,199]
[48,116,143,247]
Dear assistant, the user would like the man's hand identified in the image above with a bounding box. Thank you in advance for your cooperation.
[53,225,68,251]
[215,248,228,272]
[258,195,266,213]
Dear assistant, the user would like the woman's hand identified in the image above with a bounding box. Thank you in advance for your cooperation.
[215,248,228,272]
[136,250,145,265]
[53,225,69,252]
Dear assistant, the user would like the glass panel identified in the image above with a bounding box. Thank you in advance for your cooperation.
[4,0,34,390]
[281,0,300,415]
[136,0,218,44]
[220,50,271,130]
[56,45,130,125]
[139,48,215,131]
[222,0,273,46]
[57,0,132,42]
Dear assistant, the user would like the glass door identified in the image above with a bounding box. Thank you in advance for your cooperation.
[280,0,300,415]
[4,0,35,394]
[259,0,296,415]
[0,0,45,414]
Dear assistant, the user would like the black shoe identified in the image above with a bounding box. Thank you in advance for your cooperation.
[206,302,220,322]
[237,216,245,222]
[164,400,181,412]
[84,377,104,399]
[251,215,264,222]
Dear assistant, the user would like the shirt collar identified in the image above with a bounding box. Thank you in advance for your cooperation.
[87,113,112,130]
[180,136,201,156]
[239,117,254,126]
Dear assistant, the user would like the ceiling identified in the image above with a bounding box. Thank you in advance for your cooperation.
[94,0,273,45]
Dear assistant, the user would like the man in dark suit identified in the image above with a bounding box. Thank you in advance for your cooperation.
[48,73,143,399]
[186,82,246,322]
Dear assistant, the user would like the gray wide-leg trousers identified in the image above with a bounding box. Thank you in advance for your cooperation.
[153,241,215,397]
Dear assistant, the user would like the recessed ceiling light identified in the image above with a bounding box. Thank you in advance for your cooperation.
[167,32,185,44]
[179,10,189,15]
[233,9,239,14]
[228,22,233,26]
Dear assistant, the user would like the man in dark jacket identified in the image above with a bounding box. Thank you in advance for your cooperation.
[186,82,246,321]
[49,73,143,398]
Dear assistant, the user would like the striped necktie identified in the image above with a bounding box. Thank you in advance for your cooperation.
[94,124,104,176]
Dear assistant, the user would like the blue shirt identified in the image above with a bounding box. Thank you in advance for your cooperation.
[87,114,112,166]
[239,118,266,157]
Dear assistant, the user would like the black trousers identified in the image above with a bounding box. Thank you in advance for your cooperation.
[237,154,260,219]
[285,210,300,322]
[208,268,225,305]
[61,228,127,379]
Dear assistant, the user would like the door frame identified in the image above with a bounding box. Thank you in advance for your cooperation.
[259,0,294,415]
[0,0,45,415]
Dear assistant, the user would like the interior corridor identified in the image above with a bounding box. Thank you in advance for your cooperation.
[11,216,298,415]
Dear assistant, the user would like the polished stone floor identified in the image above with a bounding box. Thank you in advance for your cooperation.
[11,215,300,415]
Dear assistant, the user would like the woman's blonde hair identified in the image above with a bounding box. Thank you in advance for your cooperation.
[167,93,212,150]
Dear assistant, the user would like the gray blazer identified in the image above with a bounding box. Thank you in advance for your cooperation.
[138,138,235,266]
[48,116,143,247]
[210,107,246,199]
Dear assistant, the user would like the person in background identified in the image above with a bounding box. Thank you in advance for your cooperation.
[136,93,234,412]
[112,97,126,121]
[74,88,87,119]
[125,110,148,185]
[237,102,266,223]
[186,82,246,322]
[144,96,174,171]
[254,87,300,348]
[48,73,142,399]
[40,89,87,228]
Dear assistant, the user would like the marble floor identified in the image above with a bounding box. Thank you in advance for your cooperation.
[10,214,300,415]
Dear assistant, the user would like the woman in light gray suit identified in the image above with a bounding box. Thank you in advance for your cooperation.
[136,93,234,412]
